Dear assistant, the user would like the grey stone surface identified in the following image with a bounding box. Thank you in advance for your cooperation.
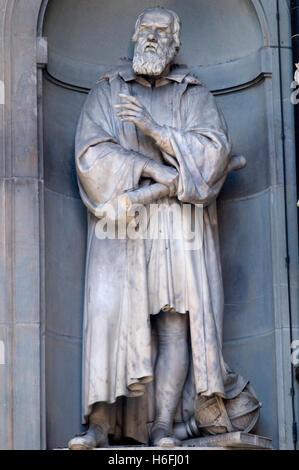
[0,180,6,325]
[0,324,10,449]
[218,82,270,200]
[44,188,86,338]
[0,0,44,450]
[46,331,83,450]
[219,190,273,326]
[0,0,297,451]
[14,179,40,324]
[43,78,85,198]
[223,331,278,447]
[13,323,41,450]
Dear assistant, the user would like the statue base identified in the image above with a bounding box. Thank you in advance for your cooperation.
[62,432,272,450]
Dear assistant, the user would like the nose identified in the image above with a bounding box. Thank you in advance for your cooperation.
[147,29,157,42]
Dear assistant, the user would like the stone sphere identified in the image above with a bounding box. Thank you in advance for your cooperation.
[194,383,261,436]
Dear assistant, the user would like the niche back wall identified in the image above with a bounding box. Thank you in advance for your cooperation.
[42,0,297,449]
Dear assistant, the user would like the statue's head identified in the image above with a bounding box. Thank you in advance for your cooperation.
[132,7,181,77]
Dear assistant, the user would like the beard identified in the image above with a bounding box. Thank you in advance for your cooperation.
[133,40,177,77]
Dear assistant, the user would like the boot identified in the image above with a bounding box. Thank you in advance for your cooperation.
[68,424,108,450]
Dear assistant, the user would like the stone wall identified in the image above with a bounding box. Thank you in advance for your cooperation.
[0,0,298,449]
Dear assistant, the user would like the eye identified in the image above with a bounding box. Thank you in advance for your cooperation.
[140,25,151,33]
[157,27,171,36]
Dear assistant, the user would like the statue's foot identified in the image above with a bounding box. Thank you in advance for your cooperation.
[68,424,109,450]
[150,426,182,448]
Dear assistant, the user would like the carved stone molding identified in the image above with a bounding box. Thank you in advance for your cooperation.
[0,0,44,450]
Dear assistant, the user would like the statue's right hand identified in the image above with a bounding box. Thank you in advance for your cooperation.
[142,160,178,197]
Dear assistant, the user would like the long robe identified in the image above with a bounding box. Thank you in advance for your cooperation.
[75,66,246,443]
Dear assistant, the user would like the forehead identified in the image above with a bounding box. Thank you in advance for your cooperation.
[140,10,173,28]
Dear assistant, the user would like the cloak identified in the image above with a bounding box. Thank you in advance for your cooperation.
[75,66,246,443]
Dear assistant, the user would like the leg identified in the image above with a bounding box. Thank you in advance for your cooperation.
[68,402,110,450]
[151,311,189,447]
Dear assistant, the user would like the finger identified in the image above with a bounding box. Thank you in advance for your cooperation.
[115,103,140,112]
[118,93,142,107]
[117,111,138,117]
[119,117,138,124]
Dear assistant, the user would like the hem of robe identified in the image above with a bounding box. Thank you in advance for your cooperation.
[150,305,188,315]
[82,387,249,444]
[82,302,189,424]
[82,375,154,424]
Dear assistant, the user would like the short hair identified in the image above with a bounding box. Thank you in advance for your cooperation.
[132,7,181,53]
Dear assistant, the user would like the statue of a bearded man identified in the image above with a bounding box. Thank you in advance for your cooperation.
[68,7,254,450]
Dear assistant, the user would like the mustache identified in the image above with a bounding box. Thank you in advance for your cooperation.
[134,42,176,60]
[143,42,158,52]
[135,38,165,54]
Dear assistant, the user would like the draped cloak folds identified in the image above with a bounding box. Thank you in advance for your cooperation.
[75,66,247,443]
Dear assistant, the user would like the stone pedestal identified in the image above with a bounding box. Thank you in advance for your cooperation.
[60,432,273,450]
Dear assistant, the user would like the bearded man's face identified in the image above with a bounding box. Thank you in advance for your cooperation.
[133,10,177,77]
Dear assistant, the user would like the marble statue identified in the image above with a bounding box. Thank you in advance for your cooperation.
[68,7,258,450]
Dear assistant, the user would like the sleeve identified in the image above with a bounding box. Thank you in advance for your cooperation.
[153,85,232,206]
[75,80,151,216]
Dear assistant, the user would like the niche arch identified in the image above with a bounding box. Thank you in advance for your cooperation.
[0,0,295,450]
[40,0,281,450]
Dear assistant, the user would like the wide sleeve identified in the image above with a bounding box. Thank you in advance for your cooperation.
[75,80,151,216]
[154,85,232,206]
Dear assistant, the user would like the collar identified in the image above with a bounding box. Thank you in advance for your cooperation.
[118,66,190,88]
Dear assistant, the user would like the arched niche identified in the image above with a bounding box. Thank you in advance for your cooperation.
[43,0,265,87]
[41,0,282,450]
[1,0,296,451]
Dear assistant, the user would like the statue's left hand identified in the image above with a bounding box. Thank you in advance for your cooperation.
[115,93,161,139]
